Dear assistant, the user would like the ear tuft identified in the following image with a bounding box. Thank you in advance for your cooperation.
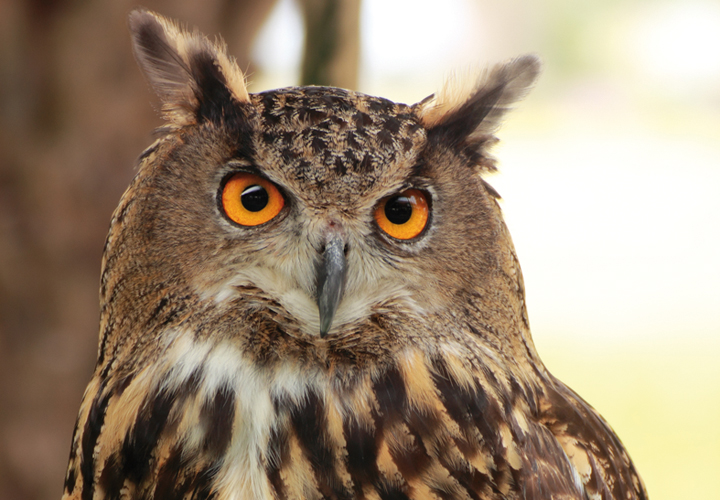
[128,9,249,127]
[415,55,540,169]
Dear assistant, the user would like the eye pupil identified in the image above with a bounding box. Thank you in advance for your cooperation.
[241,185,269,212]
[385,196,413,224]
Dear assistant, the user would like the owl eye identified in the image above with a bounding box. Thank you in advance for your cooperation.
[374,189,429,240]
[221,172,284,226]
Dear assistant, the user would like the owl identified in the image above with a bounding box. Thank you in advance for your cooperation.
[62,9,647,500]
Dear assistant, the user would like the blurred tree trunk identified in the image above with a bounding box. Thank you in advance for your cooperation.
[298,0,361,89]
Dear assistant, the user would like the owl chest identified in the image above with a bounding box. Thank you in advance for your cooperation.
[213,358,380,498]
[214,363,381,500]
[156,338,520,499]
[161,339,390,499]
[160,339,357,499]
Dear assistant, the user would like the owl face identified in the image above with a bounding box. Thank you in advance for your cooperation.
[116,85,515,343]
[98,9,541,371]
[211,87,437,337]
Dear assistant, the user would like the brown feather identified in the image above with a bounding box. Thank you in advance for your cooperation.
[62,10,647,500]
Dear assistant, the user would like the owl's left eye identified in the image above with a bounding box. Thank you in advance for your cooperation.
[374,189,429,240]
[221,172,284,226]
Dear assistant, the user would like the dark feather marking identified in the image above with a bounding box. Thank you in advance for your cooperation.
[387,423,431,481]
[191,466,220,500]
[64,467,76,494]
[80,380,111,500]
[281,147,295,162]
[429,485,458,500]
[280,130,295,145]
[120,368,202,484]
[353,111,374,128]
[346,131,361,150]
[373,365,407,426]
[395,112,417,123]
[446,468,485,500]
[329,115,347,128]
[155,444,190,500]
[383,116,402,134]
[406,120,422,135]
[266,425,290,500]
[138,141,160,161]
[433,437,488,500]
[146,296,168,325]
[297,106,329,124]
[343,149,356,164]
[426,80,508,171]
[377,129,394,148]
[289,389,350,499]
[97,453,123,500]
[200,387,235,457]
[190,50,232,123]
[367,97,394,114]
[357,155,373,174]
[377,481,410,500]
[343,418,380,497]
[64,413,82,493]
[232,126,257,170]
[408,162,430,179]
[157,455,221,500]
[98,356,115,381]
[368,367,416,497]
[587,450,614,499]
[261,131,275,145]
[321,117,338,129]
[86,374,138,495]
[333,157,347,176]
[401,137,414,153]
[431,357,487,433]
[311,136,326,154]
[188,50,247,128]
[320,93,353,111]
[114,372,135,398]
[431,82,504,148]
[405,405,443,440]
[431,356,511,495]
[120,387,175,483]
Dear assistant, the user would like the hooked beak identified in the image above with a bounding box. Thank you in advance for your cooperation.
[316,234,347,337]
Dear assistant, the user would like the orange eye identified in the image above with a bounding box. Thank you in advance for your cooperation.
[221,172,284,226]
[374,189,429,240]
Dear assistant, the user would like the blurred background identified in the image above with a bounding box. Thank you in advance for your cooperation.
[1,0,718,498]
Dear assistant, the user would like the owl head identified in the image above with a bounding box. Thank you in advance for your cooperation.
[100,10,540,367]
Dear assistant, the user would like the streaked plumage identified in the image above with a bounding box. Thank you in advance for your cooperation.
[62,10,647,500]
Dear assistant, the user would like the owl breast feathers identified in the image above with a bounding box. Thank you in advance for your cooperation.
[62,9,647,500]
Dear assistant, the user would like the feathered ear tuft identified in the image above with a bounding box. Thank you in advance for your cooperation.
[128,9,249,128]
[415,55,540,170]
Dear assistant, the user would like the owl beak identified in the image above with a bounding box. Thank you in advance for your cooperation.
[316,234,347,337]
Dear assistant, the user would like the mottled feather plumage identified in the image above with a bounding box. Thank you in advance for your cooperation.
[62,10,647,500]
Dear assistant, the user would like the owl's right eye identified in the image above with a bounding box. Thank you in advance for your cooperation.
[221,173,284,226]
[374,189,429,240]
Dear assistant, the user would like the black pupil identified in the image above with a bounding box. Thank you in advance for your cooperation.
[241,185,269,212]
[385,195,413,225]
